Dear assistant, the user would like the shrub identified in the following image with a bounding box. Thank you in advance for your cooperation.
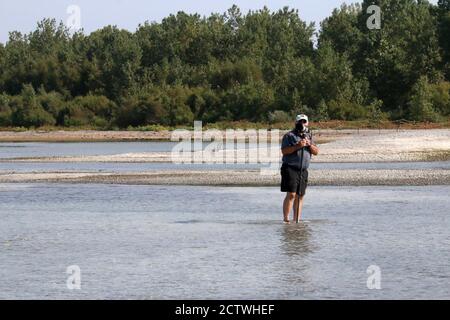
[316,100,330,121]
[0,94,12,126]
[163,86,194,126]
[115,94,168,128]
[429,81,450,116]
[327,99,368,120]
[61,95,117,127]
[367,99,388,122]
[407,77,441,122]
[210,59,263,90]
[10,84,56,127]
[268,110,291,123]
[37,89,67,125]
[221,82,275,122]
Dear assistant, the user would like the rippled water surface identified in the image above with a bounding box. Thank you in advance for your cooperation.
[0,184,449,299]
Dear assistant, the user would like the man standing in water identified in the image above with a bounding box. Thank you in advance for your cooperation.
[281,114,319,223]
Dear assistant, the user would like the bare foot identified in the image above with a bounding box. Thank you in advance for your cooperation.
[283,219,290,224]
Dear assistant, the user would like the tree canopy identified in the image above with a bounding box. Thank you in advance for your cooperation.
[0,1,449,128]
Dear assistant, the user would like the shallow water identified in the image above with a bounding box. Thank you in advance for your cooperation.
[1,161,450,173]
[0,141,277,159]
[1,141,450,172]
[0,184,449,299]
[0,142,178,158]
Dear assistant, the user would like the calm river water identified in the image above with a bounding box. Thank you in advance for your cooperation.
[1,142,450,172]
[0,184,449,299]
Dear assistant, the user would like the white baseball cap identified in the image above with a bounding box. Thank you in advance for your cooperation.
[296,114,309,125]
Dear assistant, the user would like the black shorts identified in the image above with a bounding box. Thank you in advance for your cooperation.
[280,164,308,196]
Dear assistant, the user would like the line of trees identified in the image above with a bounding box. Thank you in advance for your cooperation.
[0,0,449,128]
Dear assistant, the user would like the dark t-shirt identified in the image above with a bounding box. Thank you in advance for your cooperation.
[281,130,314,170]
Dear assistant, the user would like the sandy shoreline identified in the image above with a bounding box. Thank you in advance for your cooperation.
[0,129,449,186]
[2,150,448,163]
[0,128,448,142]
[0,128,369,142]
[0,130,173,142]
[0,128,438,142]
[0,169,449,186]
[1,129,449,163]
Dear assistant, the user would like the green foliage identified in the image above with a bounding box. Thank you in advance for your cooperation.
[210,59,263,90]
[359,0,442,111]
[37,88,66,124]
[407,76,441,122]
[0,94,12,126]
[368,99,387,122]
[220,81,275,122]
[84,26,142,100]
[319,4,363,60]
[437,1,450,80]
[429,81,450,116]
[163,86,195,126]
[130,124,170,131]
[268,110,291,124]
[315,41,369,107]
[10,84,56,127]
[0,3,449,129]
[327,99,368,121]
[316,100,330,122]
[62,95,117,127]
[195,88,223,123]
[116,93,168,128]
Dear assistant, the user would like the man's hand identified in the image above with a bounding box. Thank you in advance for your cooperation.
[310,143,319,156]
[298,139,309,148]
[304,138,312,147]
[282,139,304,156]
[303,138,319,155]
[281,137,317,156]
[297,138,313,148]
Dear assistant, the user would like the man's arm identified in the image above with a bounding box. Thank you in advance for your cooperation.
[305,136,319,155]
[281,139,308,156]
[309,144,319,156]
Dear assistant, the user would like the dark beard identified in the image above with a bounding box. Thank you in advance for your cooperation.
[295,123,306,134]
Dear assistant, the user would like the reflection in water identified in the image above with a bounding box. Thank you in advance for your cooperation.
[280,222,313,257]
[278,222,315,298]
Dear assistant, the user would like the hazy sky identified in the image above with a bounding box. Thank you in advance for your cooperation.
[0,0,439,44]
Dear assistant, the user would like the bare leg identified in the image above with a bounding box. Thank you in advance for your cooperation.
[293,195,305,223]
[283,192,296,222]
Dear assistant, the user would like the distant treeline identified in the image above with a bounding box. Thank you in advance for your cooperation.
[0,0,449,129]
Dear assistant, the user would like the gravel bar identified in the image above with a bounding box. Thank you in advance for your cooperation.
[0,169,449,186]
